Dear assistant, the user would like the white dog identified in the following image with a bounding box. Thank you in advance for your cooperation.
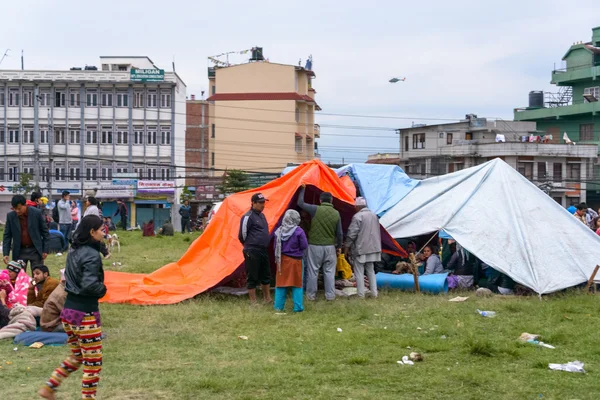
[107,233,121,253]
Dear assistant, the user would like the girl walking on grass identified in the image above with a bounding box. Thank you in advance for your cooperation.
[39,215,106,400]
[274,209,308,313]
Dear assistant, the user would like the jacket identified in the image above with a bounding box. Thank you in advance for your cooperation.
[239,209,270,249]
[114,203,128,217]
[83,205,102,218]
[344,207,382,256]
[27,276,60,308]
[40,283,67,332]
[64,242,106,312]
[57,199,73,224]
[3,206,50,260]
[297,187,342,247]
[179,205,192,219]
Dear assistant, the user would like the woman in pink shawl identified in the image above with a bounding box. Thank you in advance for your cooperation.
[4,261,29,308]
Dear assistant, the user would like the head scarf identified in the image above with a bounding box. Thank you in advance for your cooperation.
[274,210,301,272]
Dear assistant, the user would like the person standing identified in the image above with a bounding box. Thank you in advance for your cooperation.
[83,197,102,218]
[273,210,308,313]
[57,191,73,240]
[238,193,272,305]
[3,195,49,273]
[39,215,106,400]
[297,185,342,301]
[113,200,128,231]
[179,200,192,233]
[344,197,381,298]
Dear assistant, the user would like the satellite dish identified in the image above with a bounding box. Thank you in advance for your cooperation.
[389,77,406,83]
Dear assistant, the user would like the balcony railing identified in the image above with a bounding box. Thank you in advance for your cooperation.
[314,124,320,138]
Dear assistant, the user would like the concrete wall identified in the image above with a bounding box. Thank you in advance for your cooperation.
[215,63,296,93]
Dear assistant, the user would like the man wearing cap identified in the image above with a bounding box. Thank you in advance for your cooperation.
[57,190,73,240]
[239,193,272,304]
[297,185,342,301]
[3,195,49,273]
[344,197,381,298]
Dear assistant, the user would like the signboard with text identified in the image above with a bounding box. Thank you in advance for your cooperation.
[130,68,165,82]
[95,185,134,199]
[137,180,175,194]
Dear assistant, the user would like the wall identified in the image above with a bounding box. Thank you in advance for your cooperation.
[215,63,295,93]
[565,47,592,70]
[185,101,210,187]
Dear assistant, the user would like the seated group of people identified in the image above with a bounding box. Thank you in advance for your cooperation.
[376,237,516,294]
[0,260,67,333]
[142,219,175,237]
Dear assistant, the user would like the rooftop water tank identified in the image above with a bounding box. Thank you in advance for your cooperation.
[529,91,544,109]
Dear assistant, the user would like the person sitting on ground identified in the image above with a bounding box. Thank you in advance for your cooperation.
[142,220,155,237]
[479,268,515,295]
[105,216,117,231]
[422,245,444,275]
[0,290,10,329]
[274,209,308,313]
[47,226,68,253]
[5,260,29,308]
[27,265,60,308]
[446,242,477,289]
[40,269,67,332]
[158,220,174,236]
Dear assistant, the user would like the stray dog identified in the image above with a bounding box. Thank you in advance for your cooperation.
[107,233,121,253]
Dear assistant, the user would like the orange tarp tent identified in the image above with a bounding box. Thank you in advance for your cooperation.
[101,160,400,305]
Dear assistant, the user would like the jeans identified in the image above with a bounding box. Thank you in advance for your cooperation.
[181,218,191,233]
[59,223,72,242]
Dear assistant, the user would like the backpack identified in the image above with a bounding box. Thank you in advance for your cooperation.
[52,203,59,223]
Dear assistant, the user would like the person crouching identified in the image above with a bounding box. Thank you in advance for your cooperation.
[274,210,308,313]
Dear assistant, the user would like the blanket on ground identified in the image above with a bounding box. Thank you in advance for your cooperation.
[0,304,36,340]
[7,270,29,308]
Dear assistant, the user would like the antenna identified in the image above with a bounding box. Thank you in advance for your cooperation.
[172,55,176,72]
[0,49,10,67]
[21,49,24,70]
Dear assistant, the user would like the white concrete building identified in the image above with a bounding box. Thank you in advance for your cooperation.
[0,56,186,226]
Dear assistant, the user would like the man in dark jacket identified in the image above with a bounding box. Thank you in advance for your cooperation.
[238,193,272,305]
[179,200,192,233]
[114,200,128,231]
[3,195,49,273]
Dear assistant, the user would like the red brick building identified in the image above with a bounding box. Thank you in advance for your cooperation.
[186,97,210,188]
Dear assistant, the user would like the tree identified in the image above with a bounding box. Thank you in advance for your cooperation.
[219,170,250,195]
[11,173,36,196]
[180,185,193,203]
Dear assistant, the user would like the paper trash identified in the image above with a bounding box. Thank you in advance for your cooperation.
[548,361,585,373]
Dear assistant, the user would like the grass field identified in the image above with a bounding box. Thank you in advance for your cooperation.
[1,229,599,399]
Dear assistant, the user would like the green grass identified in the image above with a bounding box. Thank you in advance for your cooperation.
[1,230,599,399]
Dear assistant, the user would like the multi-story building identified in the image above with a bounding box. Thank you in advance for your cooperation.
[0,56,186,226]
[207,48,320,172]
[386,116,598,206]
[514,26,600,205]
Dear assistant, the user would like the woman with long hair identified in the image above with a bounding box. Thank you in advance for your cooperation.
[39,215,106,400]
[422,245,444,275]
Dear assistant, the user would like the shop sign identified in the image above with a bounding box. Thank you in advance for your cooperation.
[137,180,175,194]
[95,185,134,199]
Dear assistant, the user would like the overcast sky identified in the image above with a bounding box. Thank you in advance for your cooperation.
[1,0,598,165]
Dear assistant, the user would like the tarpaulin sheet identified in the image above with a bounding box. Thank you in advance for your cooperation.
[380,158,600,294]
[101,160,401,305]
[336,164,419,216]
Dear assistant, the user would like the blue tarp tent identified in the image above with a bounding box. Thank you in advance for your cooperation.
[336,164,419,216]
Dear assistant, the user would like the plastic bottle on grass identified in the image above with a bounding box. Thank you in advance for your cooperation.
[477,309,497,318]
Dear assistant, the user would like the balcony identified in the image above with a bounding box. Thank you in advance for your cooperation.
[552,64,600,85]
[421,142,598,159]
[314,124,320,138]
[514,100,600,121]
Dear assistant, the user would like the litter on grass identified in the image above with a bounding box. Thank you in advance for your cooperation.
[548,361,585,373]
[519,333,541,342]
[449,296,469,302]
[238,336,249,340]
[409,352,423,362]
[397,356,414,365]
[337,328,343,333]
[29,342,44,349]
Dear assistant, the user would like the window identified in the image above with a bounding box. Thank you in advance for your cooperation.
[55,91,66,107]
[211,124,215,138]
[101,128,113,144]
[54,129,66,144]
[22,89,33,107]
[9,89,20,107]
[116,166,128,174]
[38,91,50,107]
[147,129,157,145]
[86,167,98,181]
[211,152,215,167]
[101,92,113,107]
[69,90,80,107]
[101,167,113,181]
[147,168,157,180]
[295,108,300,123]
[41,167,50,182]
[8,166,18,181]
[0,92,4,106]
[517,162,533,179]
[584,86,600,101]
[117,129,128,145]
[0,167,4,180]
[22,129,34,144]
[54,167,66,181]
[553,163,563,182]
[465,132,473,141]
[447,133,453,145]
[69,130,80,144]
[117,92,128,107]
[134,91,144,108]
[9,129,19,143]
[40,129,48,144]
[161,129,171,145]
[160,92,171,108]
[295,136,303,153]
[86,129,98,144]
[412,133,425,149]
[0,128,4,143]
[134,129,144,145]
[404,135,409,152]
[211,85,216,95]
[579,124,594,141]
[567,163,581,180]
[69,167,81,181]
[538,162,547,180]
[134,168,144,178]
[147,90,157,108]
[86,90,98,107]
[161,168,170,180]
[23,167,34,176]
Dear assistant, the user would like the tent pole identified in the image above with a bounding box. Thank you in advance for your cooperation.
[585,265,600,293]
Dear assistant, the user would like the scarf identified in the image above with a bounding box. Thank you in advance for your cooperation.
[274,210,301,273]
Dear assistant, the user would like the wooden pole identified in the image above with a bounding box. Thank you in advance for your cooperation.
[412,264,420,293]
[585,265,600,293]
